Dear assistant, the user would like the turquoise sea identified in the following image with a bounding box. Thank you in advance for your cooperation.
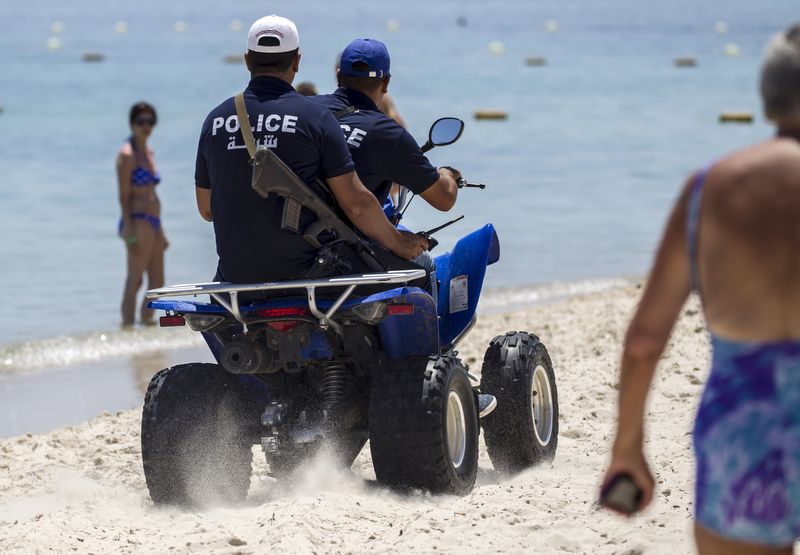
[0,0,796,352]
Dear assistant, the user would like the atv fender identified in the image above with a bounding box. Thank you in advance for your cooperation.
[434,224,500,349]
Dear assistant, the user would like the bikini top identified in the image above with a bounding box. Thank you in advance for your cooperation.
[129,137,160,187]
[131,166,161,187]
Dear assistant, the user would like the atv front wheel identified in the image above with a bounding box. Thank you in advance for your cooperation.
[369,355,478,495]
[141,363,256,506]
[480,332,559,474]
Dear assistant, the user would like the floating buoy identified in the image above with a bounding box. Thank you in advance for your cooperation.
[456,16,468,27]
[46,36,61,50]
[115,21,128,34]
[474,110,508,120]
[51,21,65,34]
[386,19,400,32]
[174,21,188,33]
[229,19,243,31]
[674,57,697,67]
[488,41,506,55]
[719,111,753,123]
[715,21,728,34]
[82,52,105,62]
[725,43,741,57]
[525,56,547,66]
[545,19,558,32]
[223,54,244,64]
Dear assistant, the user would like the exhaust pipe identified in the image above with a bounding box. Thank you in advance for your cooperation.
[221,337,273,374]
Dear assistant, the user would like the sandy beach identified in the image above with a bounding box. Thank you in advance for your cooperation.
[0,283,711,554]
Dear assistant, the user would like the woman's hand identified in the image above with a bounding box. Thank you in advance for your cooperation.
[119,221,139,249]
[601,444,655,515]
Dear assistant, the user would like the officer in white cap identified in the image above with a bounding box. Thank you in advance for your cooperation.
[194,15,427,287]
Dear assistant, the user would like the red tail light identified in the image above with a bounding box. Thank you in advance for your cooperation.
[267,321,301,332]
[387,304,414,316]
[159,315,186,327]
[257,307,306,317]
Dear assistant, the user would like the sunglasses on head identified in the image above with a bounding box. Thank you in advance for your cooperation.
[134,117,155,127]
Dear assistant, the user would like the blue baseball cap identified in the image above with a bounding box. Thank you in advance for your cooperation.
[340,38,391,78]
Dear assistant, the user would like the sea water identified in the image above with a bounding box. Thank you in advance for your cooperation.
[0,0,795,352]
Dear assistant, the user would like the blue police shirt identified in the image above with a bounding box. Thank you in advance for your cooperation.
[312,88,439,206]
[195,76,354,283]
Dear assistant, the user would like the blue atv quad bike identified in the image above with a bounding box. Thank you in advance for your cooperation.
[141,118,558,506]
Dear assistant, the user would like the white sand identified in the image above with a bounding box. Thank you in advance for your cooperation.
[0,284,712,554]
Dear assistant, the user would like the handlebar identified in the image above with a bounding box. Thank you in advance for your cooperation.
[405,175,486,252]
[456,177,486,189]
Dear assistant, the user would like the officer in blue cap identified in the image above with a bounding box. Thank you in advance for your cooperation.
[313,38,461,215]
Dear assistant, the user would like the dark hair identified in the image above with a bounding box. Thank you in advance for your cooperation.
[296,81,318,96]
[340,62,386,93]
[248,48,299,73]
[129,101,157,127]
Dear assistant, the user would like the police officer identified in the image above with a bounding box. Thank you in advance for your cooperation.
[194,17,427,288]
[314,38,461,215]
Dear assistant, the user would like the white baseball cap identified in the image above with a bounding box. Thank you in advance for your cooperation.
[247,15,300,53]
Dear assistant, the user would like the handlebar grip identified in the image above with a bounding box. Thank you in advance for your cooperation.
[417,233,438,251]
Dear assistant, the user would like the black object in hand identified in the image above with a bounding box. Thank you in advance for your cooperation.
[417,233,438,251]
[600,473,643,515]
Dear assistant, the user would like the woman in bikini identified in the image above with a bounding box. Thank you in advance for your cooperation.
[117,101,167,326]
[603,24,800,554]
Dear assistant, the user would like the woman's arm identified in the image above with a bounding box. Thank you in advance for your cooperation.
[116,150,135,243]
[604,177,695,510]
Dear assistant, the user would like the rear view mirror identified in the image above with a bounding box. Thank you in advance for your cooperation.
[421,117,464,152]
[429,117,464,146]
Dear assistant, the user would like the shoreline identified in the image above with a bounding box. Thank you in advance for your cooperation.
[0,282,711,553]
[0,276,637,375]
[0,277,637,439]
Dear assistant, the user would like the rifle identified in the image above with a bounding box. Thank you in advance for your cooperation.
[233,94,383,273]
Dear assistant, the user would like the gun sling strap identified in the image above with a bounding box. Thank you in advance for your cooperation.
[233,93,383,272]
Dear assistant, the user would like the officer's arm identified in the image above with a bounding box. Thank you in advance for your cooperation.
[327,171,426,260]
[419,168,460,211]
[195,187,213,222]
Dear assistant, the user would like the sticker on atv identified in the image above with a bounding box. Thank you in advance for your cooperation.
[449,275,469,313]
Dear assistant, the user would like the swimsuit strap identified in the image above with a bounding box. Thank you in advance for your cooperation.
[687,164,712,292]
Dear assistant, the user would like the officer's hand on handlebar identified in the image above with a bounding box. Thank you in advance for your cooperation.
[392,230,429,260]
[441,165,461,181]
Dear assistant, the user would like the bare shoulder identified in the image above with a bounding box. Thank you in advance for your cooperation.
[117,142,134,162]
[713,139,800,183]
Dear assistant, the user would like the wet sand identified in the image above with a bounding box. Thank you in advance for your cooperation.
[0,283,714,554]
[0,346,213,438]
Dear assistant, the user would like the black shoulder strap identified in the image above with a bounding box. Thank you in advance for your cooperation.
[334,106,359,120]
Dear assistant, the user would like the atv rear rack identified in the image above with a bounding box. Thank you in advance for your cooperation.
[145,269,426,333]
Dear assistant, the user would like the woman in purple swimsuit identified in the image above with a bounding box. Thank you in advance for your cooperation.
[116,101,167,326]
[603,24,800,554]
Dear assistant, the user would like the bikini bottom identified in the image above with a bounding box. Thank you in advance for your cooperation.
[694,335,800,547]
[118,212,162,234]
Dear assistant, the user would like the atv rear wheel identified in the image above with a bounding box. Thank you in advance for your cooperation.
[480,332,559,474]
[141,363,256,506]
[369,355,478,495]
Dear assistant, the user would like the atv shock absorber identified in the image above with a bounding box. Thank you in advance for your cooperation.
[322,364,349,411]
